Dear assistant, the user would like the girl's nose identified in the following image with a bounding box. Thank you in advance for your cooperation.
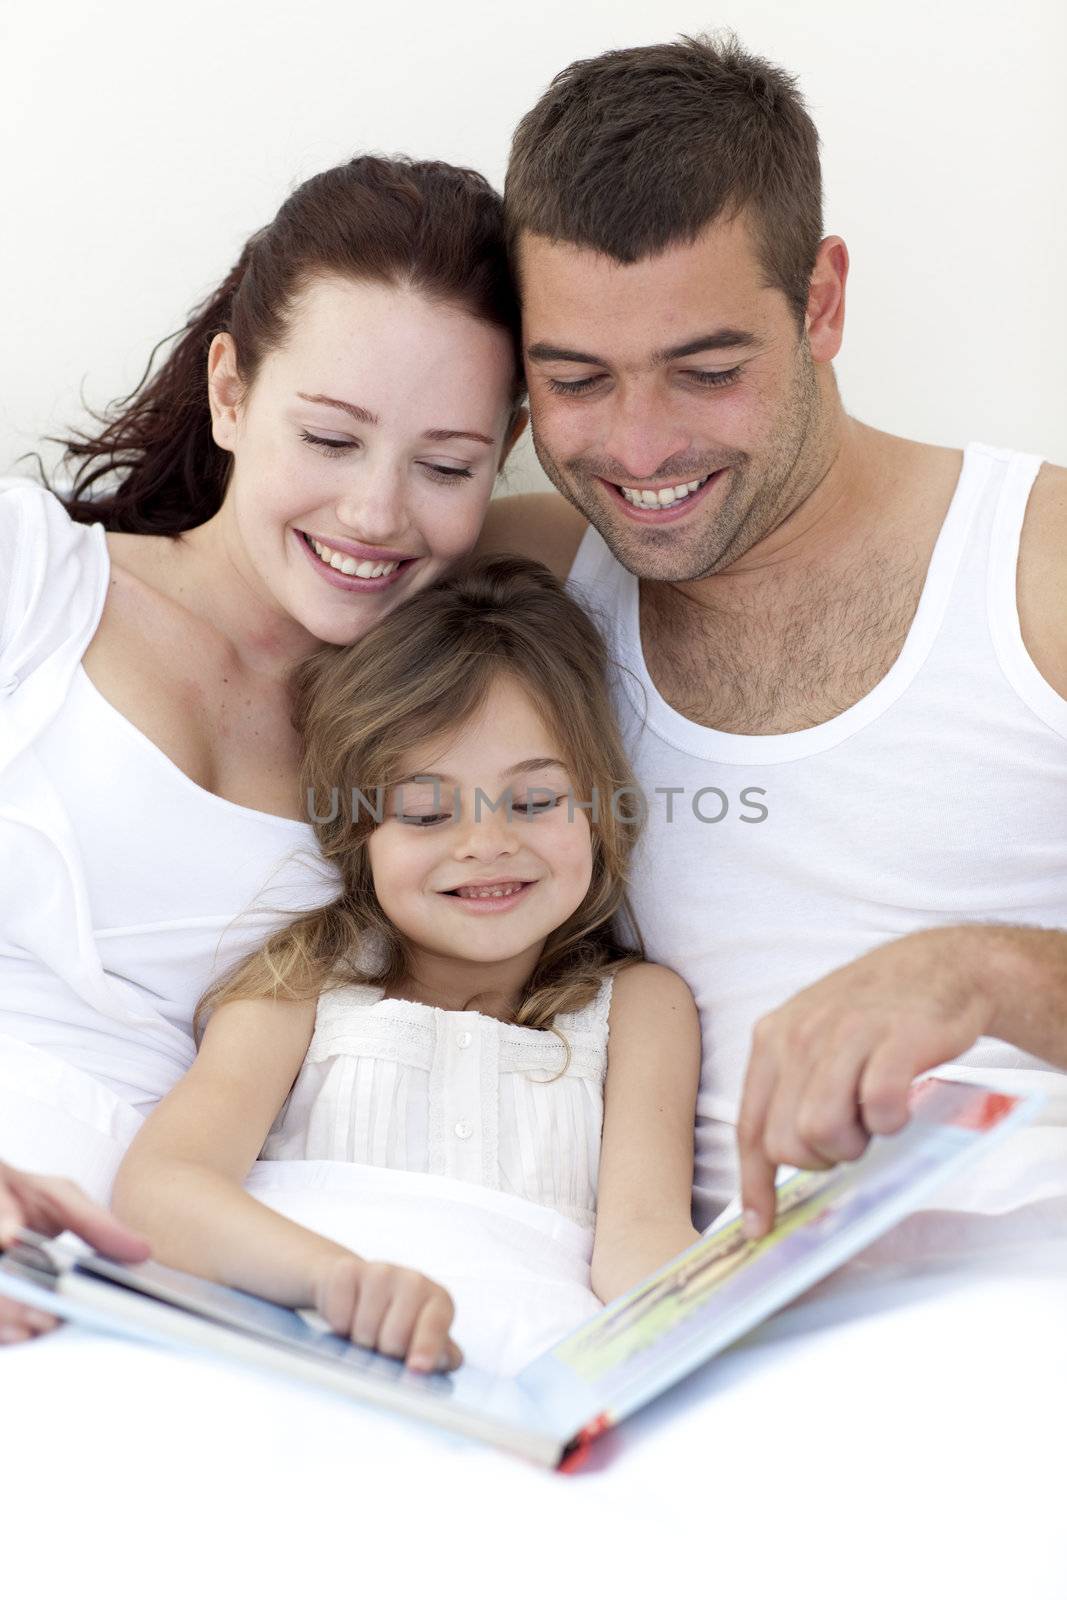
[453,798,520,860]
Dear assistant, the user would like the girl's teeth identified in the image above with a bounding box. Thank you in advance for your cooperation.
[308,536,399,579]
[456,883,524,900]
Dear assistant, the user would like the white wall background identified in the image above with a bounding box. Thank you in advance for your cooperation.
[2,0,1064,492]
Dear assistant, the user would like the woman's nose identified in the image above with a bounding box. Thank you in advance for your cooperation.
[335,468,410,544]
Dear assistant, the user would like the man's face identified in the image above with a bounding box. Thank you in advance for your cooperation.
[520,213,826,582]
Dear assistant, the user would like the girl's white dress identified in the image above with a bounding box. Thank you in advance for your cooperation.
[262,977,614,1227]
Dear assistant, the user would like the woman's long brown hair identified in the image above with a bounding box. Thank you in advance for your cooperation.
[46,156,522,534]
[193,555,644,1043]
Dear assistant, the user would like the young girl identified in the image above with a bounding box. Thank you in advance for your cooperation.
[111,557,702,1374]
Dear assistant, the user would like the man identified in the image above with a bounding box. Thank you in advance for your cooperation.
[484,33,1067,1232]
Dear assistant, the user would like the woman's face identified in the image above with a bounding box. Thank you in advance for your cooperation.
[209,275,522,647]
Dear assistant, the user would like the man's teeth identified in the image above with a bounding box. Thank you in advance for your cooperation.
[307,535,400,578]
[618,474,711,508]
[454,883,527,900]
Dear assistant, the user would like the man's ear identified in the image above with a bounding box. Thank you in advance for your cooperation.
[805,235,848,364]
[497,405,530,473]
[206,333,246,452]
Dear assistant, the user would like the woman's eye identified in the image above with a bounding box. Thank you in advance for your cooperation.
[422,463,474,483]
[687,367,742,388]
[546,375,604,396]
[300,429,354,456]
[400,813,452,827]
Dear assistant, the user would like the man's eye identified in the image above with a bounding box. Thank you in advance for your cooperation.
[545,375,604,395]
[687,367,742,388]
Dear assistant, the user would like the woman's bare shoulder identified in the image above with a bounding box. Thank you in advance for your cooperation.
[477,492,588,580]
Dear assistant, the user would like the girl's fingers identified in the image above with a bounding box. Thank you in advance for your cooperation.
[404,1292,457,1373]
[316,1256,362,1336]
[376,1283,425,1361]
[441,1336,464,1372]
[350,1264,395,1350]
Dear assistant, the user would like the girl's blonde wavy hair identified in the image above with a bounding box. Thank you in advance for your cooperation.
[193,554,645,1043]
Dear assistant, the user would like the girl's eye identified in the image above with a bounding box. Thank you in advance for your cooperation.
[514,796,560,817]
[300,429,353,456]
[422,463,474,483]
[546,375,603,396]
[688,367,742,388]
[400,813,452,827]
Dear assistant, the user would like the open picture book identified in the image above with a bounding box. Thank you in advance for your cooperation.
[0,1076,1038,1470]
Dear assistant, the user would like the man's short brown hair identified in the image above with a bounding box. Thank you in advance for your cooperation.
[505,32,823,326]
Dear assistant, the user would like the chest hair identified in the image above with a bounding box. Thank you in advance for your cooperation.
[640,545,925,735]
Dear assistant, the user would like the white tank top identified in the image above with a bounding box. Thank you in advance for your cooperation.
[0,482,340,1113]
[567,441,1067,1224]
[262,976,612,1227]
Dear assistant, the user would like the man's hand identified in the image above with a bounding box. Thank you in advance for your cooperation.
[0,1162,151,1344]
[737,928,995,1238]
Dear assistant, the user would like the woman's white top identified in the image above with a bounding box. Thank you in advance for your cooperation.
[0,480,339,1190]
[262,977,613,1227]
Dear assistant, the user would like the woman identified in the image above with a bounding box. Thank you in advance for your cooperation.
[0,153,564,1337]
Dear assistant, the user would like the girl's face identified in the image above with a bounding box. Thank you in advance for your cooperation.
[209,275,523,647]
[367,677,594,978]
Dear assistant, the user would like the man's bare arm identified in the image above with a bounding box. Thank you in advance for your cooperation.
[477,491,587,581]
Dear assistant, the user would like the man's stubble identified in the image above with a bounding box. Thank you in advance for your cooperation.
[530,334,829,584]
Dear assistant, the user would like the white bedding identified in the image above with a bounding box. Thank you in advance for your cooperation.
[3,1076,1067,1597]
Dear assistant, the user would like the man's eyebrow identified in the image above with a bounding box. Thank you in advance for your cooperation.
[391,758,567,788]
[297,392,379,425]
[526,329,759,366]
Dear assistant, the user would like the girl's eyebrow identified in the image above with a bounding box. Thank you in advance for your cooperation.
[391,757,569,788]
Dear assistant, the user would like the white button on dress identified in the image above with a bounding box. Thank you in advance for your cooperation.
[262,976,614,1227]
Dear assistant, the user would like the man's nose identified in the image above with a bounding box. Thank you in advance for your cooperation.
[599,388,691,483]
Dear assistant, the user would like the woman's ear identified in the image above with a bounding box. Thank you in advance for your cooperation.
[497,405,530,473]
[207,333,246,453]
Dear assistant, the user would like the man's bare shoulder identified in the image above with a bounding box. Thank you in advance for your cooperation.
[477,492,588,581]
[1017,457,1067,694]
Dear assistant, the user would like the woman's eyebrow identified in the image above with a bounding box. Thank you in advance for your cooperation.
[295,393,491,446]
[297,391,378,424]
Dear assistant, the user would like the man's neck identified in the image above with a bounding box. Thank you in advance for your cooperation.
[680,415,900,608]
[638,423,964,735]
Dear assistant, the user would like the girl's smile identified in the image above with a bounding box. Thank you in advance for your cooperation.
[367,676,594,1002]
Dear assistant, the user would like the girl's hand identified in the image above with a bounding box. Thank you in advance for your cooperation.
[312,1253,462,1374]
[0,1161,151,1345]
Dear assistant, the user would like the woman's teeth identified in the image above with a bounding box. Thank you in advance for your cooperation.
[618,473,711,508]
[306,534,400,578]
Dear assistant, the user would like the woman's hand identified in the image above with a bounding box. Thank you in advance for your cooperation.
[0,1161,151,1344]
[312,1253,462,1374]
